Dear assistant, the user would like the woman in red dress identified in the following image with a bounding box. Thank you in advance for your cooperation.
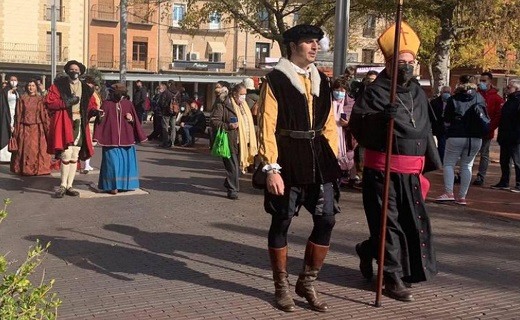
[10,79,51,175]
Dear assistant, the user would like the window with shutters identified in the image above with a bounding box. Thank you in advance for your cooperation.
[258,9,269,29]
[45,0,63,21]
[46,32,62,62]
[172,4,186,27]
[363,15,376,38]
[208,12,221,30]
[255,43,270,67]
[132,38,148,69]
[361,49,375,64]
[208,53,221,62]
[172,45,186,61]
[97,34,114,68]
[96,0,116,21]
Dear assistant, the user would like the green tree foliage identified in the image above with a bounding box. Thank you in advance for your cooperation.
[135,0,519,93]
[85,66,105,87]
[355,0,520,93]
[180,0,336,56]
[0,199,61,319]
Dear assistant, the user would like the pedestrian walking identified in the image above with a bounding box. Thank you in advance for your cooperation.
[350,22,442,302]
[258,24,340,312]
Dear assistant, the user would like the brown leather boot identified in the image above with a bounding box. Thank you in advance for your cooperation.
[295,241,329,312]
[384,274,415,302]
[269,247,296,312]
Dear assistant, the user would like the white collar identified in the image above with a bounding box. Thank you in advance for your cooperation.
[273,58,322,97]
[291,62,311,77]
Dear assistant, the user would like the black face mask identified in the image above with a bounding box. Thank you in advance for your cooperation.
[67,70,80,80]
[397,64,414,85]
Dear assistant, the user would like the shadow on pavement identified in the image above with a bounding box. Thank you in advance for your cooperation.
[102,224,372,306]
[212,219,520,290]
[25,233,274,306]
[31,224,371,307]
[140,175,226,199]
[0,173,94,197]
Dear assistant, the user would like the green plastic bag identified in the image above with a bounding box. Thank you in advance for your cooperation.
[211,128,231,158]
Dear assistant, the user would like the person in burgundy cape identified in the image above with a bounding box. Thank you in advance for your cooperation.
[94,83,147,194]
[349,22,442,302]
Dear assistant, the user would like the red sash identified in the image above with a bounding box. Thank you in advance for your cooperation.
[364,149,430,200]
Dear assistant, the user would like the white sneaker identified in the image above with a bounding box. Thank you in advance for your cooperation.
[82,166,95,174]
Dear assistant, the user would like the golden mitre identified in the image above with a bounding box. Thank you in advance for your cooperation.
[377,21,420,60]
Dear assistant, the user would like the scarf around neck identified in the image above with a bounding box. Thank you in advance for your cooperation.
[230,97,258,172]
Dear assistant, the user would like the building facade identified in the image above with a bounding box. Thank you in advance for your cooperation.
[88,0,286,109]
[0,0,88,85]
[89,0,159,74]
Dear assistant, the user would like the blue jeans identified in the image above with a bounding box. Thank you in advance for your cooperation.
[182,125,202,145]
[443,137,482,198]
[182,124,193,144]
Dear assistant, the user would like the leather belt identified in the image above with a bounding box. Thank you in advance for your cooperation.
[278,129,322,139]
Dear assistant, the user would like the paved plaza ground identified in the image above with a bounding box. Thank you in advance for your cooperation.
[1,130,519,319]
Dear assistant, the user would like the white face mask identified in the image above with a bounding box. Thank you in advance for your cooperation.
[238,94,246,103]
[10,81,17,88]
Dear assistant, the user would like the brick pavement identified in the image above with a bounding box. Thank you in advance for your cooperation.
[0,132,519,319]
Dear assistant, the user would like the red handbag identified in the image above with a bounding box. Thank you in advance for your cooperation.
[8,136,18,152]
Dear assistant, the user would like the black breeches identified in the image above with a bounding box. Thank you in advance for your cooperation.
[309,215,336,245]
[268,214,336,248]
[268,216,292,248]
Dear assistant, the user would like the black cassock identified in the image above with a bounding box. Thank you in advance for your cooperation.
[350,70,442,283]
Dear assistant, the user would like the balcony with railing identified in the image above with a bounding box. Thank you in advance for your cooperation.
[90,55,156,72]
[91,4,118,22]
[44,5,65,22]
[0,42,68,64]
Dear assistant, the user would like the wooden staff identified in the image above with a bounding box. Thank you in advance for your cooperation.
[375,0,405,308]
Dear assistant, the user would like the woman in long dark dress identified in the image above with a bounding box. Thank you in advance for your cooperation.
[10,79,51,175]
[94,83,147,194]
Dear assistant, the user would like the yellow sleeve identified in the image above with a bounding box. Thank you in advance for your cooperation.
[258,81,279,165]
[322,98,339,157]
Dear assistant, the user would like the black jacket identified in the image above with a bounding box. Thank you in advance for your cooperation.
[350,70,441,173]
[444,90,487,139]
[185,109,206,131]
[265,68,340,185]
[133,87,147,110]
[497,91,520,145]
[429,96,446,137]
[0,87,14,149]
[157,90,173,116]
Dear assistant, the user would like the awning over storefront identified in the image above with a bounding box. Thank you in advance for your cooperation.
[206,41,227,54]
[101,72,246,84]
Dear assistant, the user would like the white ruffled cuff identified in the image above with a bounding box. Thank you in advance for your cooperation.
[262,163,282,173]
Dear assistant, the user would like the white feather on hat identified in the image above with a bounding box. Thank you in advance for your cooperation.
[319,36,330,52]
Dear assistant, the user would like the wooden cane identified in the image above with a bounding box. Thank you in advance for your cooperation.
[375,0,405,308]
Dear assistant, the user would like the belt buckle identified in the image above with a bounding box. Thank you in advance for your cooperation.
[309,130,316,139]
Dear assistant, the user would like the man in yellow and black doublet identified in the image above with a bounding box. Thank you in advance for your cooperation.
[258,24,340,312]
[350,22,442,302]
